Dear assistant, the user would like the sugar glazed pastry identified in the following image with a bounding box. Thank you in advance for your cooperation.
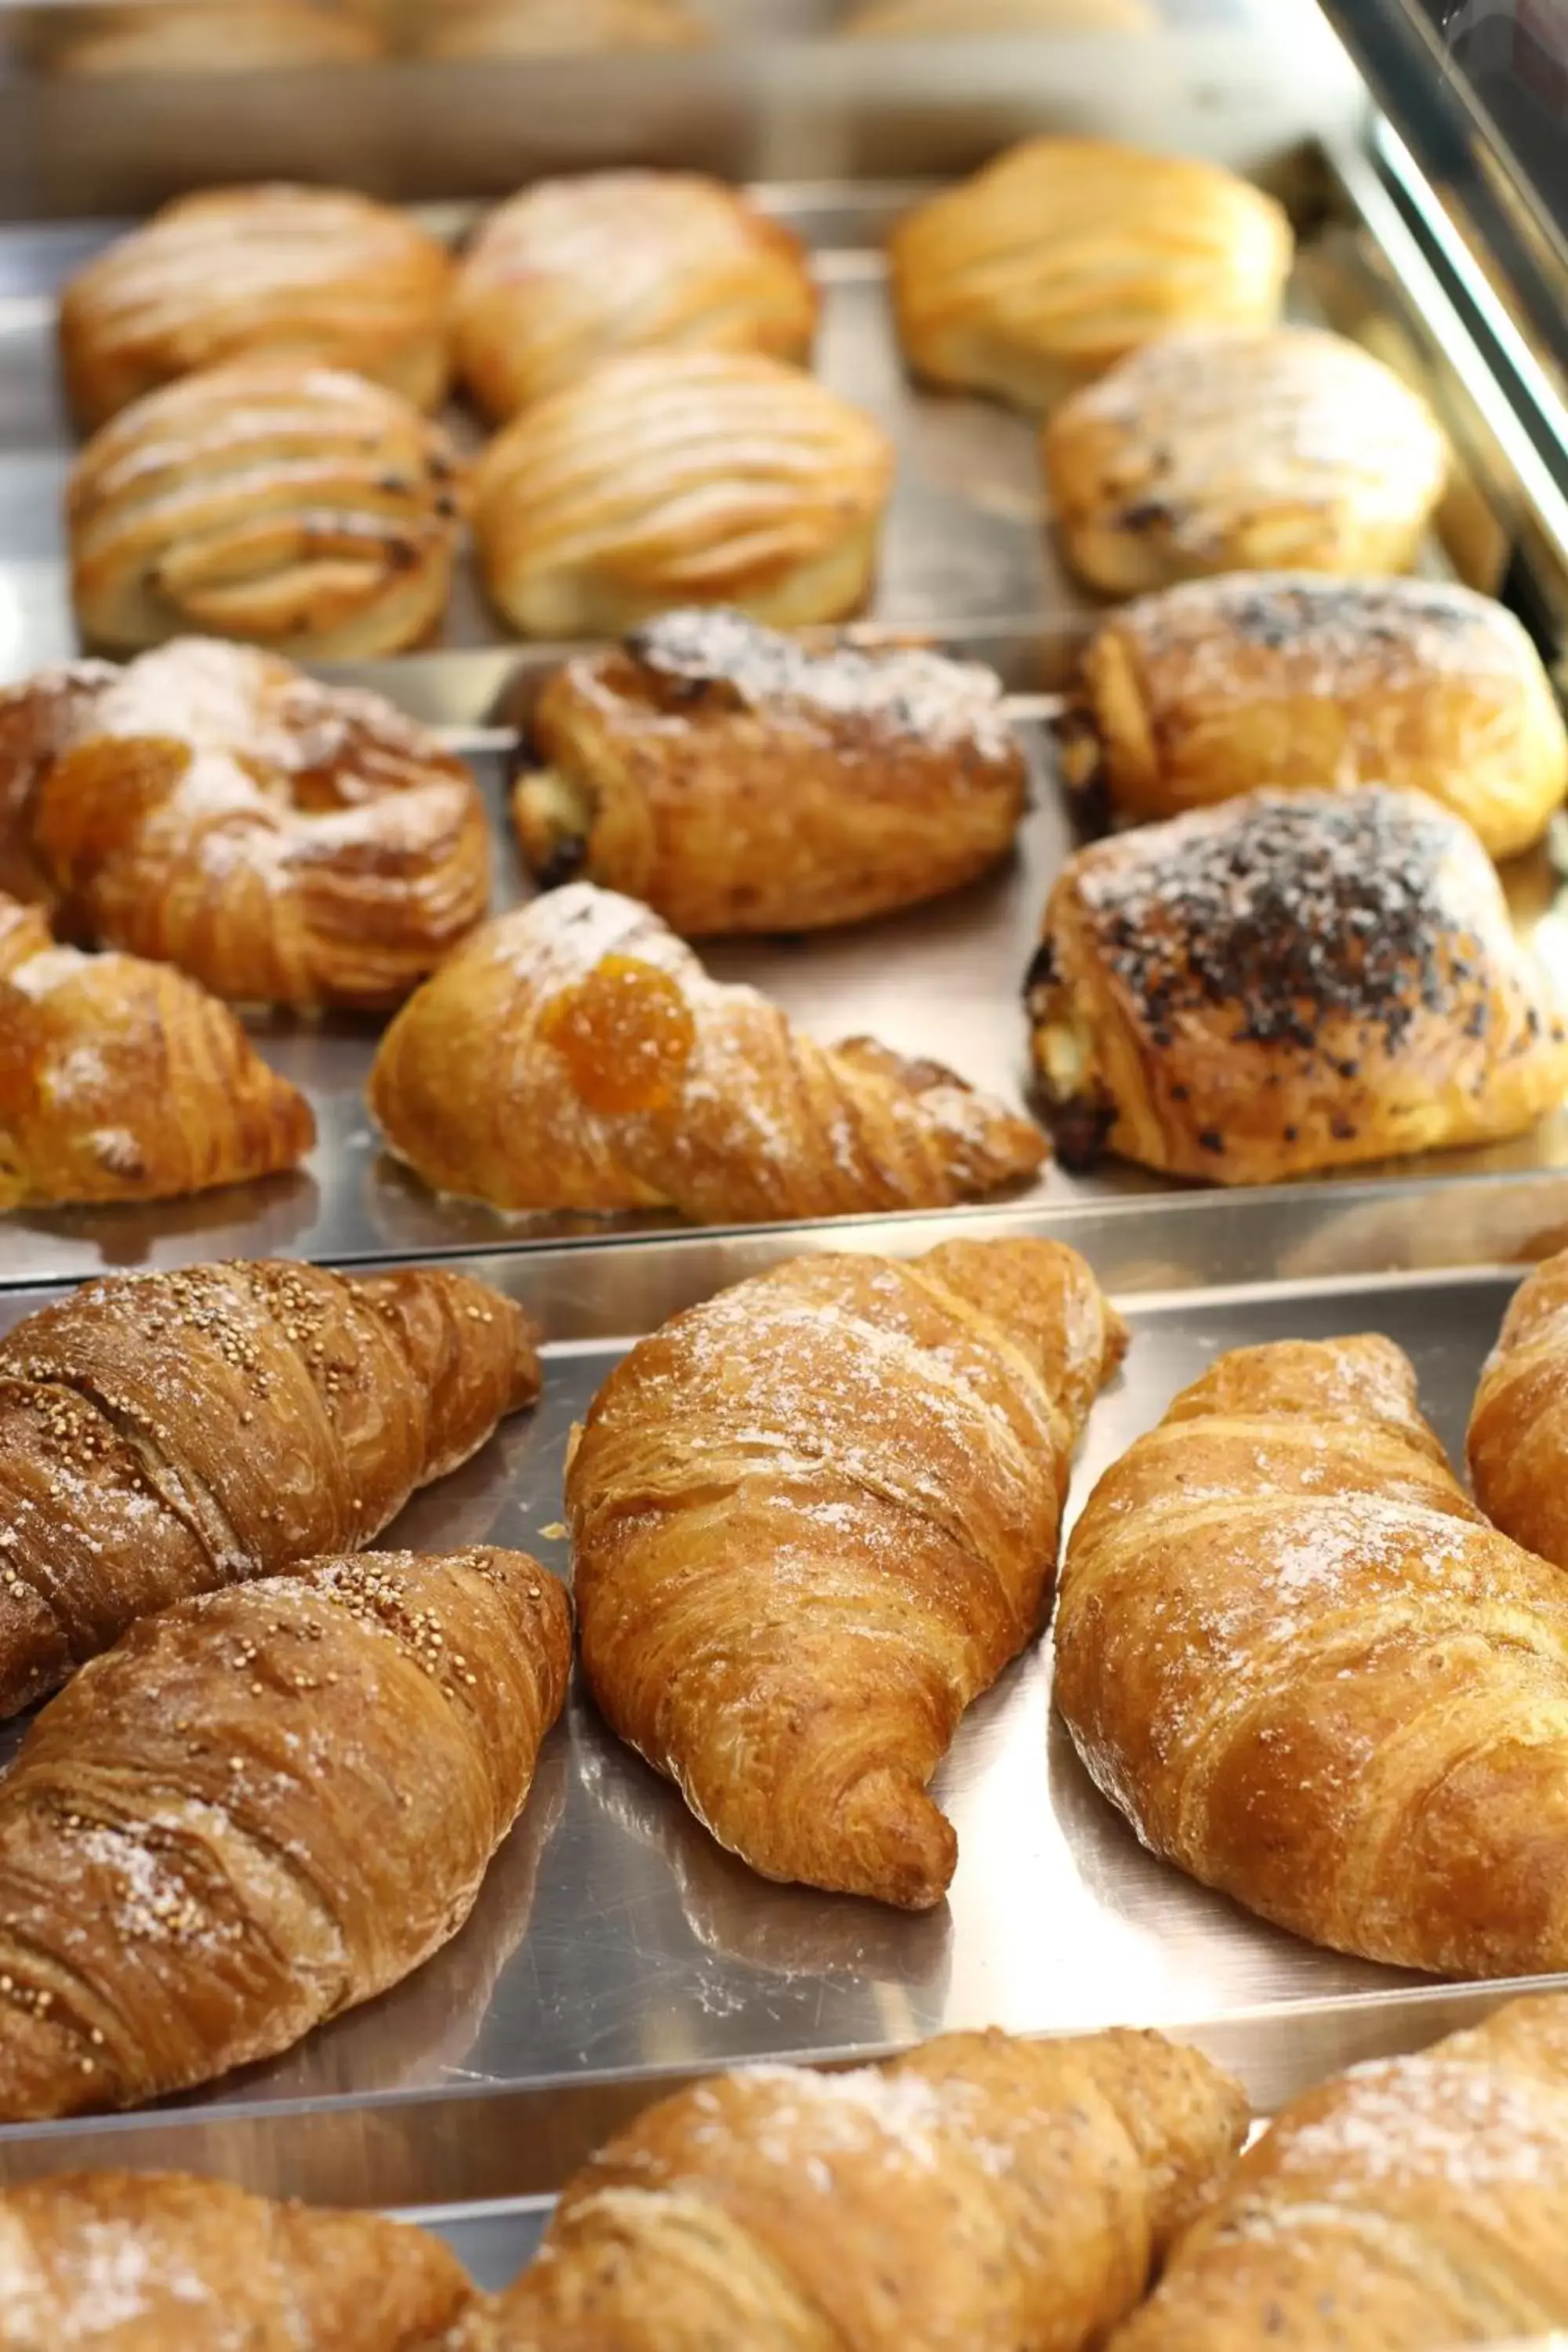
[58,185,452,430]
[2,639,489,1007]
[1062,572,1568,858]
[1027,784,1568,1184]
[369,883,1047,1220]
[0,892,314,1210]
[495,2028,1246,2350]
[0,1258,539,1715]
[412,0,710,54]
[568,1240,1123,1905]
[514,608,1027,932]
[68,359,463,659]
[454,172,818,423]
[845,0,1157,31]
[1115,1991,1568,2350]
[1468,1249,1568,1570]
[1043,326,1450,593]
[891,140,1291,413]
[470,348,894,637]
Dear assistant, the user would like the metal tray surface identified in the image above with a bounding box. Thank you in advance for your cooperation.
[0,1246,1559,2202]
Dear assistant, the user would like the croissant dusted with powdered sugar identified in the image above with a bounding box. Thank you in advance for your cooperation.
[0,1544,569,2119]
[368,882,1047,1221]
[0,890,314,1209]
[1056,1331,1568,1977]
[69,358,463,658]
[57,184,452,430]
[1,637,488,1008]
[0,1258,539,1718]
[495,2027,1246,2351]
[568,1240,1124,1905]
[514,608,1027,933]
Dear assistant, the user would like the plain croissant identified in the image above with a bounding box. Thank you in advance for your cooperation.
[0,2170,490,2349]
[0,1258,539,1717]
[1112,1990,1568,2349]
[495,2027,1248,2352]
[568,1238,1126,1907]
[368,881,1047,1221]
[1055,1330,1568,1977]
[0,1544,570,2120]
[1468,1247,1568,1570]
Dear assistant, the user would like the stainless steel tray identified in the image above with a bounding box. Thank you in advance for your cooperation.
[0,1219,1562,2204]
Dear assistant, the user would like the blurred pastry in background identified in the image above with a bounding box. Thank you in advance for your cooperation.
[41,0,383,75]
[844,0,1156,30]
[1062,572,1568,858]
[1043,325,1449,593]
[892,140,1290,414]
[471,347,894,637]
[410,0,708,56]
[514,608,1027,932]
[453,172,817,423]
[58,184,452,430]
[69,358,463,659]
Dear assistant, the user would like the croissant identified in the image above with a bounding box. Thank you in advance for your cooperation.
[0,1542,568,2119]
[368,882,1047,1221]
[453,172,817,423]
[495,2027,1247,2351]
[514,608,1027,932]
[1468,1247,1568,1569]
[1027,785,1568,1184]
[3,637,489,1008]
[891,139,1291,412]
[0,890,314,1209]
[1055,1329,1568,1976]
[0,656,113,908]
[0,1257,539,1718]
[567,1238,1123,1907]
[69,358,463,659]
[470,347,894,638]
[57,184,452,430]
[1042,326,1450,594]
[1061,572,1568,858]
[0,2171,488,2348]
[1112,1989,1568,2349]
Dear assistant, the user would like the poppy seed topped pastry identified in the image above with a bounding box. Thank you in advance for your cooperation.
[1042,326,1449,593]
[891,140,1292,413]
[454,171,817,423]
[1027,784,1568,1185]
[57,184,452,430]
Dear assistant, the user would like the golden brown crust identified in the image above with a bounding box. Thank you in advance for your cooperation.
[0,891,314,1210]
[1112,1991,1568,2349]
[470,348,894,638]
[0,659,115,910]
[68,358,463,660]
[496,2027,1245,2350]
[1468,1250,1568,1570]
[1027,784,1568,1185]
[7,637,488,1009]
[515,609,1027,934]
[454,173,818,423]
[412,0,709,53]
[891,140,1291,412]
[0,1258,539,1718]
[1066,572,1568,857]
[58,186,452,430]
[568,1240,1124,1905]
[368,881,1047,1221]
[1055,1331,1568,1977]
[1042,327,1449,593]
[0,2170,486,2347]
[0,1544,569,2119]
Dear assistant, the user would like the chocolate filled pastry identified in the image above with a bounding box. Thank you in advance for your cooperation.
[1027,784,1568,1185]
[68,358,463,659]
[514,608,1027,934]
[412,0,710,53]
[1042,326,1449,593]
[58,184,452,430]
[470,347,894,638]
[1,638,488,1008]
[891,139,1291,413]
[368,881,1047,1219]
[454,171,817,423]
[1062,572,1568,858]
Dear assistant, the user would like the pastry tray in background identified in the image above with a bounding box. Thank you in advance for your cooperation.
[0,1208,1564,2207]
